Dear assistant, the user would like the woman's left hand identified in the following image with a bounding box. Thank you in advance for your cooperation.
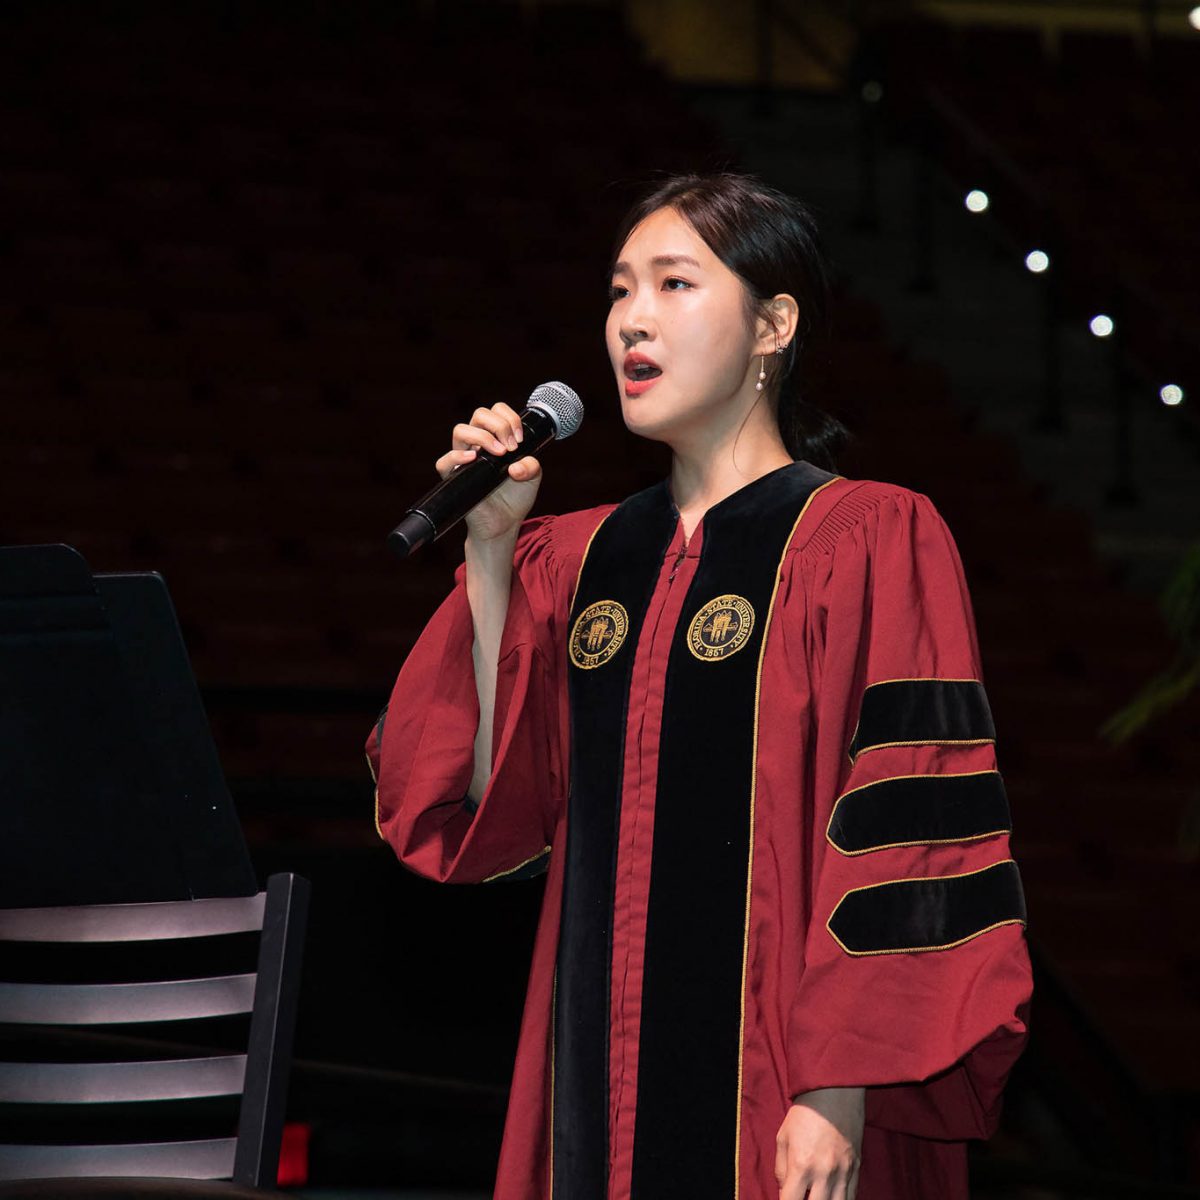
[774,1086,865,1200]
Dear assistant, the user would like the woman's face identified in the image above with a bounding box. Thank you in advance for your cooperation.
[606,206,763,448]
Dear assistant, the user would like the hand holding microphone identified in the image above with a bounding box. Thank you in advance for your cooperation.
[443,402,542,541]
[388,382,584,559]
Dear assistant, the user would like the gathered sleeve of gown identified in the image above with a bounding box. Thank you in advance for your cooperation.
[785,484,1033,1141]
[366,514,573,885]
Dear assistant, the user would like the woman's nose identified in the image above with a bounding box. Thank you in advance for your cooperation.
[620,310,653,346]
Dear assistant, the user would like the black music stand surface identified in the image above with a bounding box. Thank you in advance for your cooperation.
[0,544,256,907]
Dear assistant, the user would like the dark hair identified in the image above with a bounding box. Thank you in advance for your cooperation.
[610,172,850,472]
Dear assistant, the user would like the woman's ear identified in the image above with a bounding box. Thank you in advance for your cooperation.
[754,293,800,354]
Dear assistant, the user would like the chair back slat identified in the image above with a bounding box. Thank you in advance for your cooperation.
[0,894,265,943]
[0,873,307,1184]
[0,1138,237,1180]
[0,1055,247,1103]
[0,974,257,1025]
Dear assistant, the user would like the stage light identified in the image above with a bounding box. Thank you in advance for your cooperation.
[965,189,989,213]
[1024,250,1050,273]
[1189,6,1200,30]
[1089,314,1114,337]
[1161,384,1185,406]
[862,80,883,103]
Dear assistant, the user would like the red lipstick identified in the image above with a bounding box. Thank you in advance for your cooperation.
[623,352,662,397]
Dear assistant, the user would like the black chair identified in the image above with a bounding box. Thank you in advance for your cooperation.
[0,873,309,1194]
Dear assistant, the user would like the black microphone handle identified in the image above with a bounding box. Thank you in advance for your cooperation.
[388,406,559,560]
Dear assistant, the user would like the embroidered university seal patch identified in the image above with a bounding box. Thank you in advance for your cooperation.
[687,594,755,662]
[569,599,629,669]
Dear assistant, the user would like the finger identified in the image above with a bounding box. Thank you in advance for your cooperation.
[845,1161,860,1200]
[491,401,524,446]
[435,447,477,479]
[779,1167,811,1200]
[506,454,540,480]
[809,1170,841,1200]
[471,406,519,453]
[453,422,508,456]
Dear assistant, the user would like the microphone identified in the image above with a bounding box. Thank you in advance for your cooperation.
[388,381,584,560]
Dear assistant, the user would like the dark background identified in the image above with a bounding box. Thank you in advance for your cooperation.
[1,0,1198,1192]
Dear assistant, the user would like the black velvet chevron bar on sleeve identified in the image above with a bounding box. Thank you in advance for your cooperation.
[847,678,996,761]
[828,770,1012,855]
[827,860,1027,955]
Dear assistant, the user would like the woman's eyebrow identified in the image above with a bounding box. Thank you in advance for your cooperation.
[611,254,703,275]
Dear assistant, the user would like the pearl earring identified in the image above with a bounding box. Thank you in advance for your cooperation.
[755,355,766,392]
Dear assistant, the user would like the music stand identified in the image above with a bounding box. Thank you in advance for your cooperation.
[0,544,256,907]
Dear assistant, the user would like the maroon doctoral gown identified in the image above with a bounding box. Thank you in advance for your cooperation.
[367,461,1033,1200]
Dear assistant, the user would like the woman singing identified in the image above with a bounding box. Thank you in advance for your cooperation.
[367,172,1032,1200]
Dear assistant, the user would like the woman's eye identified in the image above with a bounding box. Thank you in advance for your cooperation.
[607,284,628,302]
[663,277,692,291]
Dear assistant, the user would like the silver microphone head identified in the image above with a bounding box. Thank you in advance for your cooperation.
[528,381,584,440]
